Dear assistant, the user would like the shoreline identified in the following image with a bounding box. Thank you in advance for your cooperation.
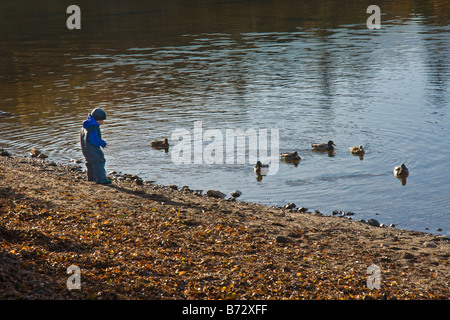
[1,151,448,299]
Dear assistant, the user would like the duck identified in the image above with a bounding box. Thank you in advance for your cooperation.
[30,147,48,159]
[349,145,365,159]
[280,151,301,161]
[254,161,269,176]
[151,138,169,149]
[394,164,409,178]
[349,145,364,155]
[311,140,336,151]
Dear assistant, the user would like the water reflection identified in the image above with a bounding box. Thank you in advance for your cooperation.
[396,176,408,186]
[351,153,364,161]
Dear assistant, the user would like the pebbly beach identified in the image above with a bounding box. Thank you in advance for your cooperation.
[0,151,448,299]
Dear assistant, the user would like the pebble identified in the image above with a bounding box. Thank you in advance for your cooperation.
[230,190,242,198]
[275,235,294,244]
[401,252,415,260]
[206,190,226,199]
[332,210,355,217]
[423,242,437,248]
[367,219,380,227]
[168,185,178,190]
[283,203,296,210]
[1,148,11,157]
[113,172,145,185]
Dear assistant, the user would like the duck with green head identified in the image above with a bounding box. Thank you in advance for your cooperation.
[254,161,269,176]
[311,140,336,151]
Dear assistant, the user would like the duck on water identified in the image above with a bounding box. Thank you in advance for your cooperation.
[151,138,169,150]
[311,140,336,151]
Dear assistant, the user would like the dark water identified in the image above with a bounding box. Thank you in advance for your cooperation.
[1,0,449,236]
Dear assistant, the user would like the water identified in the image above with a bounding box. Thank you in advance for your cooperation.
[1,0,449,236]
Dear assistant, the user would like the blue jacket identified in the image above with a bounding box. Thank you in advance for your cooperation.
[80,114,106,163]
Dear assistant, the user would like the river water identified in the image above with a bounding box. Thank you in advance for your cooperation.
[1,0,449,236]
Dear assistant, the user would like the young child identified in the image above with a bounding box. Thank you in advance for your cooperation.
[80,108,111,184]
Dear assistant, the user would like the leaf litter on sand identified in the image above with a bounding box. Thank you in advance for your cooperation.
[0,156,449,299]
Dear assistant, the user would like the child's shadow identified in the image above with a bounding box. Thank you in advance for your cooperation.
[105,183,185,206]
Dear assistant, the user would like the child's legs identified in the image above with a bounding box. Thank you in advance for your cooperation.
[86,161,107,183]
[91,162,107,183]
[85,163,95,181]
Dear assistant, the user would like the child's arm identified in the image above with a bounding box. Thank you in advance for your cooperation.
[88,130,107,148]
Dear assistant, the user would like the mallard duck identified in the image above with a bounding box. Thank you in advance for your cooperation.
[311,140,336,151]
[350,145,365,160]
[151,138,169,149]
[280,151,301,161]
[254,161,269,176]
[30,147,48,159]
[349,145,365,156]
[394,164,409,178]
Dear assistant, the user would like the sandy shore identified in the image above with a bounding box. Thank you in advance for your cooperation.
[0,153,448,299]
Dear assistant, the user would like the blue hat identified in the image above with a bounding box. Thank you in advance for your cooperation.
[91,108,106,121]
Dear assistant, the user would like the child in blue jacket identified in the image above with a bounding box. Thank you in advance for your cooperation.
[80,108,111,184]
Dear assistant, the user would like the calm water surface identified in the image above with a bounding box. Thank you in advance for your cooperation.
[1,1,449,236]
